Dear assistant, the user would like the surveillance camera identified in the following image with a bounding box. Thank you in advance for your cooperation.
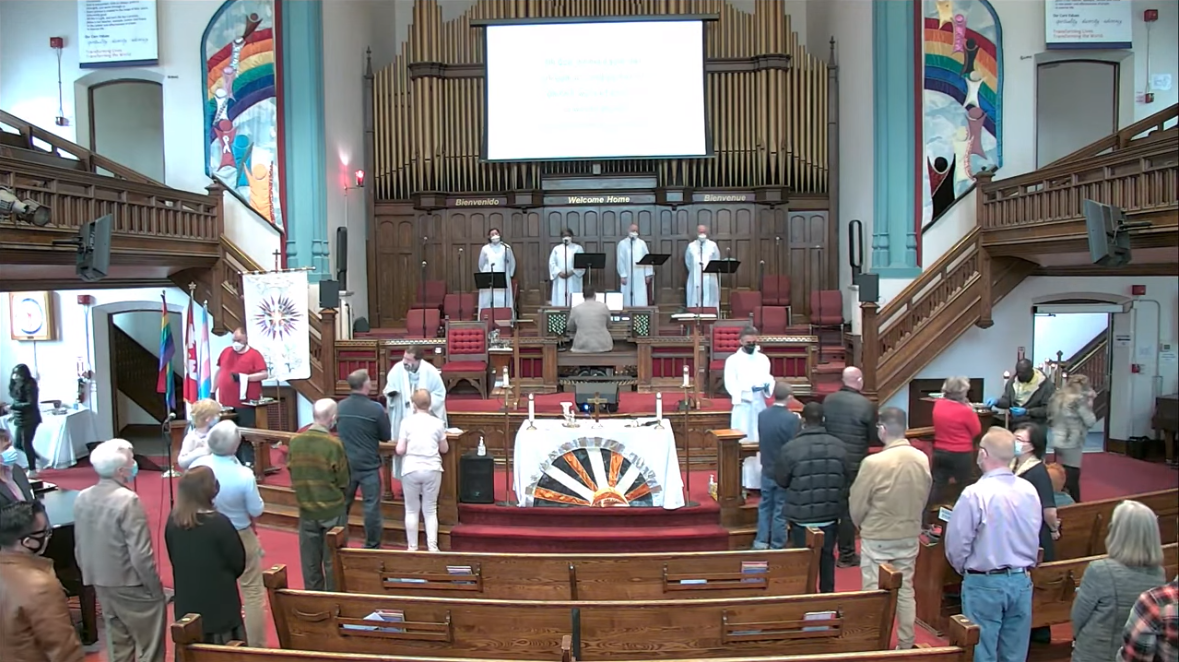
[0,187,51,226]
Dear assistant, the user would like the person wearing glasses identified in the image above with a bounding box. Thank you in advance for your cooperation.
[0,499,86,661]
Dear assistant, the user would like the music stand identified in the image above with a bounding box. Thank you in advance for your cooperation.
[704,258,740,318]
[473,272,509,315]
[637,253,670,308]
[574,252,606,290]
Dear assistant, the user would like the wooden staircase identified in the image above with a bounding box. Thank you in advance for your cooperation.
[1063,332,1111,422]
[111,326,184,423]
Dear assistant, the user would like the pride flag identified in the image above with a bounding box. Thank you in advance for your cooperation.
[198,302,212,399]
[183,295,198,404]
[157,295,176,411]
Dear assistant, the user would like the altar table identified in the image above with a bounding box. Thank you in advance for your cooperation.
[0,407,97,470]
[513,419,685,510]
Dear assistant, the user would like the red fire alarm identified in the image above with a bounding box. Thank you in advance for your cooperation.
[1132,284,1147,296]
[76,294,95,306]
[1131,363,1142,374]
[49,36,64,49]
[1144,9,1159,22]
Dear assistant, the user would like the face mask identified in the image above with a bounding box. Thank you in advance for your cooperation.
[232,341,246,352]
[698,234,707,242]
[562,237,571,245]
[22,533,49,556]
[1017,441,1032,456]
[0,447,19,465]
[127,463,139,482]
[742,344,756,355]
[490,236,501,244]
[628,232,638,239]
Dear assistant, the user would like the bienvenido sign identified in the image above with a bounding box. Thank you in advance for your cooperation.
[77,0,160,68]
[450,197,505,207]
[1045,0,1133,50]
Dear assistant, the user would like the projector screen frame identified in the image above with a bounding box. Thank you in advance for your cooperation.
[476,14,717,163]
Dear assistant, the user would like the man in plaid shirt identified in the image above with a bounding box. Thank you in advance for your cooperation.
[1120,577,1178,662]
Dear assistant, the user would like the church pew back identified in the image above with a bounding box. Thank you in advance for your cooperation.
[1055,488,1178,559]
[327,528,822,600]
[263,564,901,660]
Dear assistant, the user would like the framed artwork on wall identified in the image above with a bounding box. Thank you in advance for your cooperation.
[8,291,58,341]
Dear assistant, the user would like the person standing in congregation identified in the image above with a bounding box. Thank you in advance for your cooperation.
[944,427,1042,662]
[724,326,773,487]
[0,429,34,505]
[849,407,931,650]
[1048,374,1096,503]
[385,347,447,496]
[337,369,392,549]
[177,398,222,471]
[566,286,614,353]
[288,399,350,590]
[397,389,449,552]
[821,366,877,568]
[0,500,86,662]
[925,376,981,531]
[1012,421,1061,645]
[73,439,167,662]
[684,224,720,308]
[7,364,41,477]
[164,466,247,645]
[549,228,584,307]
[752,380,799,550]
[774,402,848,593]
[617,223,653,307]
[1120,577,1178,662]
[987,358,1055,429]
[477,227,516,316]
[214,328,269,466]
[190,421,267,647]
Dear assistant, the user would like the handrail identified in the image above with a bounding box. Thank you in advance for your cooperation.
[921,184,976,234]
[0,109,164,186]
[1045,103,1178,169]
[879,228,979,321]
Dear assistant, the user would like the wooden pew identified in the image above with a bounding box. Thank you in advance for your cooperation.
[916,487,1179,635]
[173,614,980,662]
[263,564,903,660]
[328,527,823,599]
[1031,542,1178,628]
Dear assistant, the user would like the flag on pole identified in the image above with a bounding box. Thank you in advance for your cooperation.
[198,301,212,399]
[183,295,198,404]
[157,294,176,411]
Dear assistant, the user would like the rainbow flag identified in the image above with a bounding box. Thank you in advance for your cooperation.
[198,302,212,399]
[157,295,176,410]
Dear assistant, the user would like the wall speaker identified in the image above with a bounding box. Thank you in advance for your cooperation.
[335,226,348,290]
[319,279,340,309]
[854,272,879,303]
[459,453,495,504]
[76,214,112,282]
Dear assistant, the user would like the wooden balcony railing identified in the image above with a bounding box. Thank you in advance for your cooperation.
[0,109,162,185]
[1045,103,1178,169]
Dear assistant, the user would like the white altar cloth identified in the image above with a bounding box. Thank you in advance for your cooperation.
[0,407,97,470]
[513,418,685,510]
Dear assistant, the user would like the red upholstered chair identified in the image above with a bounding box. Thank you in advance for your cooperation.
[444,293,477,321]
[808,290,844,328]
[412,280,447,310]
[708,320,748,397]
[441,321,489,398]
[753,306,789,335]
[729,290,762,322]
[404,308,441,339]
[762,275,792,306]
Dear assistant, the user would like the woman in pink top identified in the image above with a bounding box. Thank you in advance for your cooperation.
[396,389,449,551]
[924,376,982,529]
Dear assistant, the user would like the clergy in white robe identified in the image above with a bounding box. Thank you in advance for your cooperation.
[724,326,773,489]
[548,230,585,307]
[685,225,721,308]
[384,347,447,479]
[617,224,653,307]
[477,229,516,315]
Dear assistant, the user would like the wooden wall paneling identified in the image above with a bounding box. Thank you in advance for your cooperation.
[787,210,829,318]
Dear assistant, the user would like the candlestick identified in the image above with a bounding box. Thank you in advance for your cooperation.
[502,366,510,389]
[655,392,663,427]
[682,365,690,388]
[527,393,536,429]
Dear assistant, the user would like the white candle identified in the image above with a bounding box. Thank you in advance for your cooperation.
[502,366,510,388]
[682,365,690,387]
[528,393,535,420]
[656,392,663,421]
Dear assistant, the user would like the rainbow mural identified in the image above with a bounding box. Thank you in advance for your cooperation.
[201,0,284,230]
[922,0,1002,224]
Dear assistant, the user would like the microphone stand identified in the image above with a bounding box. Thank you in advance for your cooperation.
[564,242,570,308]
[419,260,427,338]
[160,411,176,508]
[628,236,635,308]
[457,247,464,321]
[697,240,705,311]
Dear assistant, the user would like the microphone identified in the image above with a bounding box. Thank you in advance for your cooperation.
[166,412,177,421]
[775,236,781,243]
[458,247,464,253]
[421,261,427,268]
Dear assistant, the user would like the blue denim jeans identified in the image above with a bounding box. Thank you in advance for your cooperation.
[788,521,838,593]
[753,473,787,550]
[345,470,384,549]
[961,571,1033,662]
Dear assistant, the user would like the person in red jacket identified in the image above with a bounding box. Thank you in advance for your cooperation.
[215,328,269,466]
[925,376,981,531]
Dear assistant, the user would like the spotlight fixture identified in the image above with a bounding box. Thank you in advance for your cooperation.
[354,169,365,188]
[0,187,50,226]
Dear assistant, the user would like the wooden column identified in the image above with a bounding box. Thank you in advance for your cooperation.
[438,430,461,526]
[860,302,880,403]
[711,428,748,528]
[974,170,995,329]
[320,308,338,398]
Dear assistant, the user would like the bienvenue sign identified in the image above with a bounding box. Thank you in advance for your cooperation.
[1045,0,1133,50]
[78,0,160,68]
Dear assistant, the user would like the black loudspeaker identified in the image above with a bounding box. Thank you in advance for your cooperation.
[320,279,340,309]
[459,452,495,504]
[335,226,348,290]
[854,272,879,303]
[575,382,619,414]
[77,214,112,282]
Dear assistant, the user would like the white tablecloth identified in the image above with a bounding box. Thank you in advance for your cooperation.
[0,408,97,470]
[513,419,685,509]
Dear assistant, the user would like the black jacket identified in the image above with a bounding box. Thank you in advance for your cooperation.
[8,380,41,427]
[756,405,800,476]
[774,426,849,524]
[0,464,34,506]
[165,511,247,636]
[997,373,1056,428]
[820,386,877,473]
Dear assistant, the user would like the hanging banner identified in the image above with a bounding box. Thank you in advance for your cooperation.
[241,270,311,381]
[1045,0,1133,50]
[78,0,160,68]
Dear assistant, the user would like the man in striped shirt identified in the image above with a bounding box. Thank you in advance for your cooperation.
[288,399,350,591]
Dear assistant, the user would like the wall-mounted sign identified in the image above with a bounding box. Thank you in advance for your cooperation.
[1045,0,1133,50]
[547,194,656,206]
[78,0,160,68]
[692,192,755,203]
[450,197,505,208]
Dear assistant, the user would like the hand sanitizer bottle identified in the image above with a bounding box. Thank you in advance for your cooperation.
[708,474,718,500]
[477,436,486,457]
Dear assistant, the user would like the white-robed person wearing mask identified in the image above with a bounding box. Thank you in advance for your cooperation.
[617,224,653,307]
[685,224,721,308]
[725,326,774,489]
[548,228,584,307]
[384,347,447,489]
[477,227,516,316]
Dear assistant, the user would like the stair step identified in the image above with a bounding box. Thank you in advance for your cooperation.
[457,502,719,529]
[449,523,728,553]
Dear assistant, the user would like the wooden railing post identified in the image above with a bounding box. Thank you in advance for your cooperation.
[710,428,749,528]
[977,243,994,329]
[974,169,995,229]
[860,302,879,403]
[319,308,337,399]
[438,430,462,527]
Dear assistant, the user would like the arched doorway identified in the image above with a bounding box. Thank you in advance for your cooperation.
[1036,60,1119,167]
[87,79,165,181]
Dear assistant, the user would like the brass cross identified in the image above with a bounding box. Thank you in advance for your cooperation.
[586,393,608,422]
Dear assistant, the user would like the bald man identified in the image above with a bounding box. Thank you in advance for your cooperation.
[685,225,720,308]
[617,224,653,307]
[287,399,350,590]
[821,366,878,568]
[944,427,1041,662]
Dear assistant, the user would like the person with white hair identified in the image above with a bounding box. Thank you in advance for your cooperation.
[73,439,166,662]
[190,421,267,646]
[287,399,350,590]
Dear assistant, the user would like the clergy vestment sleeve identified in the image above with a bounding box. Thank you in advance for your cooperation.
[549,247,561,280]
[506,246,517,278]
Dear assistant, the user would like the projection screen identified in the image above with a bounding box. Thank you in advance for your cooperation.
[484,19,709,161]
